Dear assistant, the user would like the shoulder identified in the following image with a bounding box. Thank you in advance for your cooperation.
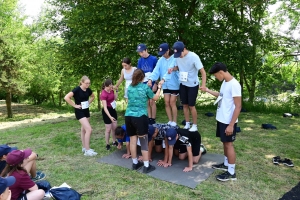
[72,86,80,92]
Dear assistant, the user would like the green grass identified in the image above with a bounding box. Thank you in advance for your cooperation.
[1,104,299,200]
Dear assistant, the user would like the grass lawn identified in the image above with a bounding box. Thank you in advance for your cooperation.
[1,103,299,200]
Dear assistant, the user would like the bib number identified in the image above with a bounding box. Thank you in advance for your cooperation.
[110,100,117,109]
[179,72,188,82]
[81,101,89,109]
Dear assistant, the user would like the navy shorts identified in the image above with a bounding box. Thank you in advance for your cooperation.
[163,89,179,96]
[216,121,237,142]
[125,115,148,136]
[179,84,199,106]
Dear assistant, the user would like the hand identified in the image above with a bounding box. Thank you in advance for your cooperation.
[168,68,173,74]
[74,104,82,109]
[6,190,11,200]
[110,117,116,122]
[157,160,165,166]
[183,166,193,172]
[138,156,143,161]
[225,125,234,136]
[199,85,207,92]
[122,153,131,159]
[117,144,122,149]
[147,80,152,87]
[113,85,118,90]
[159,80,165,86]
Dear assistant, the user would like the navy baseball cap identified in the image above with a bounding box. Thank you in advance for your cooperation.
[173,41,185,58]
[158,43,169,56]
[166,128,177,145]
[136,44,147,52]
[0,176,16,194]
[0,145,18,157]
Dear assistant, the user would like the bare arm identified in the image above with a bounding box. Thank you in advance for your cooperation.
[114,91,118,100]
[225,96,242,136]
[28,184,39,191]
[64,92,81,109]
[200,87,220,98]
[199,68,206,91]
[183,145,193,172]
[115,70,125,89]
[152,82,163,101]
[89,93,95,104]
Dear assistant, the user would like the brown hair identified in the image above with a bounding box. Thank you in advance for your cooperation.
[1,162,26,177]
[79,75,90,86]
[131,69,145,86]
[102,79,113,90]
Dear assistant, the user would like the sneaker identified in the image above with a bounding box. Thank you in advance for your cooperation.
[132,161,144,170]
[84,149,98,156]
[200,144,207,155]
[212,163,228,171]
[183,122,190,129]
[189,124,198,132]
[143,164,156,173]
[170,121,177,127]
[112,141,118,147]
[167,121,172,125]
[82,148,94,153]
[31,171,46,182]
[106,144,111,150]
[282,158,294,167]
[272,156,281,165]
[216,171,237,181]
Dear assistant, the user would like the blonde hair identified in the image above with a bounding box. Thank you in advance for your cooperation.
[79,75,90,86]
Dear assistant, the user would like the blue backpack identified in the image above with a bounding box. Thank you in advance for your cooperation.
[50,187,82,200]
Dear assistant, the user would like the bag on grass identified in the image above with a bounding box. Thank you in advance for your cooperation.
[49,187,82,200]
[36,180,51,192]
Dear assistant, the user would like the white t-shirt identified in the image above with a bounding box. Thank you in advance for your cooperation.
[175,51,204,87]
[216,78,241,124]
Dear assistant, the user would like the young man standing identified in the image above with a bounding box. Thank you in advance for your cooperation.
[136,44,158,125]
[201,62,241,181]
[169,41,206,132]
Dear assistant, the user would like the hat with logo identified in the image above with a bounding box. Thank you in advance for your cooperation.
[6,149,32,166]
[166,128,177,145]
[173,41,185,58]
[158,43,169,56]
[136,44,147,52]
[0,145,18,157]
[0,176,16,194]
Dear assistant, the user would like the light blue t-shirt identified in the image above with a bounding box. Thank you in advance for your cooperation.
[150,55,180,90]
[125,83,154,117]
[175,51,204,87]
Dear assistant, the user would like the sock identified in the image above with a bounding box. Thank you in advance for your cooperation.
[144,161,149,167]
[228,163,235,175]
[132,158,138,164]
[224,156,229,166]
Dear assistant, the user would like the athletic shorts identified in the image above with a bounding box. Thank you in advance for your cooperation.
[174,131,201,156]
[216,121,237,142]
[17,193,27,200]
[125,115,148,136]
[75,108,90,120]
[163,89,179,96]
[155,139,162,145]
[102,107,118,124]
[179,84,199,106]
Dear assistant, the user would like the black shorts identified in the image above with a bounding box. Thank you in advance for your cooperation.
[17,193,27,200]
[179,84,199,106]
[125,115,148,136]
[216,121,237,142]
[155,139,163,145]
[75,108,90,120]
[102,107,118,124]
[174,131,201,156]
[163,89,179,96]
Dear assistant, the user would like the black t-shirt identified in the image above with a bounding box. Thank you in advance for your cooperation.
[0,160,6,174]
[176,128,201,146]
[72,86,92,105]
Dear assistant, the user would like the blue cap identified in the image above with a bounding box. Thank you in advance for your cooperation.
[0,176,16,194]
[166,128,177,145]
[173,41,185,58]
[148,125,155,139]
[0,145,18,157]
[136,44,147,52]
[158,43,169,56]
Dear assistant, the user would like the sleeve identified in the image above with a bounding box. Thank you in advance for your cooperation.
[72,87,78,96]
[194,54,203,71]
[162,58,176,81]
[100,91,107,101]
[146,86,155,99]
[20,173,35,190]
[149,58,161,81]
[231,81,242,97]
[88,88,93,96]
[153,56,158,68]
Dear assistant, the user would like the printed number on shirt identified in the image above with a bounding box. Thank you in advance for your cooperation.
[110,100,117,109]
[179,72,188,82]
[81,101,89,109]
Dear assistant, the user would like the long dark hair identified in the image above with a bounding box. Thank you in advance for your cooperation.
[102,79,112,90]
[1,162,27,177]
[131,69,145,86]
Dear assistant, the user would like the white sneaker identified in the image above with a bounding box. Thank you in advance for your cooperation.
[170,121,177,127]
[183,122,190,129]
[84,149,98,156]
[82,148,95,153]
[189,124,198,132]
[167,121,172,125]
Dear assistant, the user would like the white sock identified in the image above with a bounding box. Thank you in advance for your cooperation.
[228,164,235,175]
[132,158,138,164]
[144,161,149,167]
[224,156,229,166]
[186,122,190,125]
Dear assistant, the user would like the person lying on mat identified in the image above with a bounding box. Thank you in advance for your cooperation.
[115,125,131,159]
[163,128,206,172]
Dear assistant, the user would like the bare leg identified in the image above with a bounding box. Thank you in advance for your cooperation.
[189,106,197,125]
[224,142,236,164]
[111,121,118,142]
[79,117,93,150]
[147,100,152,119]
[170,95,178,123]
[150,99,156,119]
[130,136,138,160]
[26,189,45,200]
[22,152,38,177]
[164,94,172,122]
[105,124,112,145]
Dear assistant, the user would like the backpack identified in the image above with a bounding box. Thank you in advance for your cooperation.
[49,187,82,200]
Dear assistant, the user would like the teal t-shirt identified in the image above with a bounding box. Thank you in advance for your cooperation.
[125,83,154,117]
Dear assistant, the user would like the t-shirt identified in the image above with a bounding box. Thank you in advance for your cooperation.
[123,67,137,89]
[153,123,179,140]
[175,51,204,87]
[117,125,130,143]
[137,55,158,82]
[100,90,115,108]
[9,170,35,200]
[72,86,92,109]
[125,83,154,117]
[216,78,241,124]
[176,128,201,147]
[0,160,6,174]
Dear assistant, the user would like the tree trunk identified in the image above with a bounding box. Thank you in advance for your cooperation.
[51,94,56,106]
[59,89,62,107]
[6,91,13,118]
[97,89,101,111]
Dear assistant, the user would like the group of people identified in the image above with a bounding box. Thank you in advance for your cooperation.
[64,41,242,182]
[0,145,46,200]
